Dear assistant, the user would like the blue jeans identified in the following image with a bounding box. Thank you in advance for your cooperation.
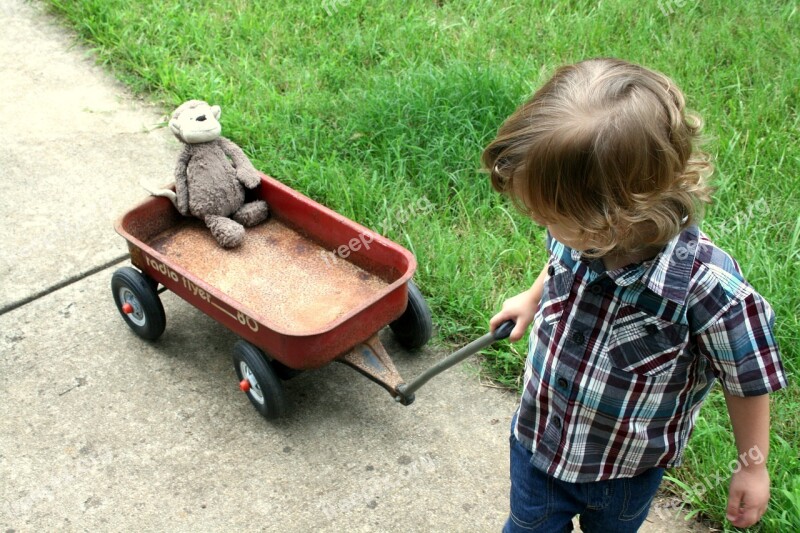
[505,426,664,532]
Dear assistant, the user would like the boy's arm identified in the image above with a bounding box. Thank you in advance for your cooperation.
[490,261,549,342]
[724,392,771,529]
[694,288,786,528]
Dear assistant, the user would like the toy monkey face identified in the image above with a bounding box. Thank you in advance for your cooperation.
[169,100,223,144]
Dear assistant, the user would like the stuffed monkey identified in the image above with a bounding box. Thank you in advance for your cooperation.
[152,100,269,248]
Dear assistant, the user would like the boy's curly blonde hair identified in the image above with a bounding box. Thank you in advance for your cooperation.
[483,58,713,257]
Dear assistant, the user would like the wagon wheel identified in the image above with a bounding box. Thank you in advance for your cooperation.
[111,267,166,341]
[233,341,287,420]
[389,280,433,350]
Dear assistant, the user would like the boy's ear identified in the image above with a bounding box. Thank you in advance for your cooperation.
[211,105,221,120]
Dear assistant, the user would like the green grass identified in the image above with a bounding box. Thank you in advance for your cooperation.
[46,0,799,529]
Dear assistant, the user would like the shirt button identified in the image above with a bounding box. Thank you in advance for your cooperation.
[590,284,603,295]
[572,330,585,345]
[644,323,659,335]
[553,417,562,429]
[548,265,555,276]
[557,377,569,389]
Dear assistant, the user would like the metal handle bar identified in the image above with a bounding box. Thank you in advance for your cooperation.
[395,320,515,405]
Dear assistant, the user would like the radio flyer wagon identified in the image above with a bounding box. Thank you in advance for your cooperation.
[112,174,513,419]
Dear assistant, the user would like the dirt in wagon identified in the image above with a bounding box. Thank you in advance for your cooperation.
[148,219,389,333]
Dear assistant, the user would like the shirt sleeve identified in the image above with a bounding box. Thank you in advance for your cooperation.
[695,291,788,396]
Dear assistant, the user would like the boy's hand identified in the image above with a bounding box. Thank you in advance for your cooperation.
[490,289,540,342]
[726,465,770,528]
[723,392,772,528]
[490,262,549,342]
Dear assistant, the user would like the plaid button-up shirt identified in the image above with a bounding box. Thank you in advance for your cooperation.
[514,225,787,483]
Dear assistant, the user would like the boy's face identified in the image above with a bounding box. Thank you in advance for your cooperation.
[547,221,597,252]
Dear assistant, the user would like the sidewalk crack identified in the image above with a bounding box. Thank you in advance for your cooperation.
[0,254,128,315]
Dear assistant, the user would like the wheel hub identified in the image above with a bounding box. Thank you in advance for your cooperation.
[118,287,146,326]
[239,361,265,405]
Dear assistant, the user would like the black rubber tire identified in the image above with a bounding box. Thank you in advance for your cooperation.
[111,267,166,341]
[389,280,433,350]
[232,341,287,420]
[145,276,160,293]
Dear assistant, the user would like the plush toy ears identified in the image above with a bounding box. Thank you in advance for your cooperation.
[168,119,181,137]
[211,105,221,120]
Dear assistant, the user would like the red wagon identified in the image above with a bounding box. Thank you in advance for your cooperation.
[112,174,434,419]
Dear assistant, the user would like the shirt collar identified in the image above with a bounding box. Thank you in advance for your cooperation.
[638,225,699,304]
[547,226,699,305]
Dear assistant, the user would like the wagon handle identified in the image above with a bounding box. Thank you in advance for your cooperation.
[395,320,516,405]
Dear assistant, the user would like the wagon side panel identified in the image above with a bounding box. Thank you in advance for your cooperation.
[128,243,289,355]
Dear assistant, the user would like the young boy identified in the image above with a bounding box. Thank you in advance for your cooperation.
[485,58,787,532]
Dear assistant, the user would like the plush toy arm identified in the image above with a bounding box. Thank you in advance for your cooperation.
[174,150,191,215]
[140,181,178,207]
[219,137,261,189]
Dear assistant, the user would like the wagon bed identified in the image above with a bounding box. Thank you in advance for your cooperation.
[147,218,389,334]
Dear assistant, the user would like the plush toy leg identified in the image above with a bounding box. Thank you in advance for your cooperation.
[204,215,245,248]
[233,200,269,227]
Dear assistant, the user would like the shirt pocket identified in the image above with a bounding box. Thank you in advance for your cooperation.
[536,259,575,326]
[607,306,689,376]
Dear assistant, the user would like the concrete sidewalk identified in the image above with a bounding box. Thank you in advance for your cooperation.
[0,2,707,531]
